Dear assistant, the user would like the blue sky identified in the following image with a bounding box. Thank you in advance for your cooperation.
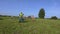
[0,0,60,18]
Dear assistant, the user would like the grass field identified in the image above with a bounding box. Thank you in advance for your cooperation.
[0,17,60,34]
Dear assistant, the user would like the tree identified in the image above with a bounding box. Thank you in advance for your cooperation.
[38,8,45,18]
[28,16,31,19]
[51,16,58,20]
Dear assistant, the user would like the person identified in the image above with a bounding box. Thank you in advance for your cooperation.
[19,12,24,22]
[31,15,35,22]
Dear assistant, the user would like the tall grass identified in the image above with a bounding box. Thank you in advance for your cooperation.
[0,17,60,34]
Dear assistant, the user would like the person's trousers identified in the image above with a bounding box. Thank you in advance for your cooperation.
[19,17,24,22]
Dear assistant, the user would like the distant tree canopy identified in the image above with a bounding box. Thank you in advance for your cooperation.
[28,16,31,19]
[0,15,11,17]
[51,16,58,20]
[38,8,45,19]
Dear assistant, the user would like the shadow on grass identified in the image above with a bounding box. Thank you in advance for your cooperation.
[19,20,29,23]
[0,18,3,20]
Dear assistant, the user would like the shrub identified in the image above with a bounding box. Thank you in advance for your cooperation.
[51,16,58,20]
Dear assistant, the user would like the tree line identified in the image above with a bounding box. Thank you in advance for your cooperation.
[0,8,58,20]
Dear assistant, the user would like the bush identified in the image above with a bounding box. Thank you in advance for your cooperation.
[51,16,58,20]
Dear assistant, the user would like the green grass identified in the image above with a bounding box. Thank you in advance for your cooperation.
[0,17,60,34]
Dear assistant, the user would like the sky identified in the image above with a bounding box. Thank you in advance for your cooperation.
[0,0,60,18]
